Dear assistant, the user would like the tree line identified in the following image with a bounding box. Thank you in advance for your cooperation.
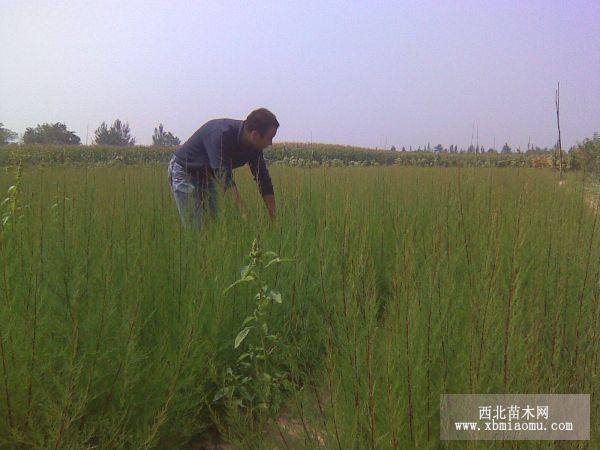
[390,142,559,155]
[0,120,180,146]
[1,122,598,172]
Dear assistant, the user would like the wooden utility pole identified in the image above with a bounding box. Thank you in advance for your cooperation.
[555,82,564,181]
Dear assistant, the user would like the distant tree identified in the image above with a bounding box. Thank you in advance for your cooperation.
[94,119,135,146]
[570,135,600,172]
[467,144,475,153]
[390,145,396,152]
[0,123,18,145]
[22,122,80,145]
[152,123,180,147]
[434,144,443,153]
[488,147,497,153]
[501,143,511,154]
[401,146,406,152]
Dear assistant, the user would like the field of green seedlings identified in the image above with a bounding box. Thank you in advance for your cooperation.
[0,163,597,448]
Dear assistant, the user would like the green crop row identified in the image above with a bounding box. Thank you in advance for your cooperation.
[1,141,598,173]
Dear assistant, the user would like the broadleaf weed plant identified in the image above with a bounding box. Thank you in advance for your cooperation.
[214,239,295,422]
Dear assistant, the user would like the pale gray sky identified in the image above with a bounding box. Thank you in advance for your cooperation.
[1,0,599,149]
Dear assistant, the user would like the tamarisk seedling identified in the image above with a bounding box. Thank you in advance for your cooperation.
[0,162,27,430]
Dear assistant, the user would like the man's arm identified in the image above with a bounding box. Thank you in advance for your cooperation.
[229,184,249,219]
[249,150,276,219]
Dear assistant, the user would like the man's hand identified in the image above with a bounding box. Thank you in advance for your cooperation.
[229,184,249,219]
[227,185,274,221]
[262,194,276,220]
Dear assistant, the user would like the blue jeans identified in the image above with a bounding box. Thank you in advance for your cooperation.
[168,156,218,228]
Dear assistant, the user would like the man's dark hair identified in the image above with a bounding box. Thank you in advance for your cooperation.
[244,108,279,137]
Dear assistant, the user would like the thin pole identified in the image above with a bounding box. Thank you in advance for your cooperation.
[555,82,564,181]
[470,122,475,151]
